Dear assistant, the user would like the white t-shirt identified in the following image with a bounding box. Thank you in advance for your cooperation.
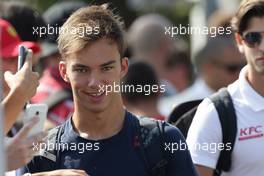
[187,66,264,176]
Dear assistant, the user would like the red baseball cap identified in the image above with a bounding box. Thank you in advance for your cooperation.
[0,18,41,59]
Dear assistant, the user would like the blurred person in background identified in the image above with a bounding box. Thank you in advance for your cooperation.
[0,13,42,135]
[31,1,86,129]
[158,10,246,116]
[128,14,183,96]
[0,1,46,67]
[0,18,47,175]
[122,61,166,120]
[164,49,193,93]
[159,36,245,117]
[0,18,41,131]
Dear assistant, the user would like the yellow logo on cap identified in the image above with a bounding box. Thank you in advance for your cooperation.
[7,26,17,37]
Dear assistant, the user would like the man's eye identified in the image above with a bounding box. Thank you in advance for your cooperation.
[102,66,113,71]
[74,68,87,73]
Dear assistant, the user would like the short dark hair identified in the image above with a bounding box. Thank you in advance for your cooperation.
[194,36,237,71]
[0,1,46,42]
[122,61,159,104]
[231,0,264,34]
[58,4,126,58]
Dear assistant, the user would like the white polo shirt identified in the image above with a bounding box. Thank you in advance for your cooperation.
[187,66,264,176]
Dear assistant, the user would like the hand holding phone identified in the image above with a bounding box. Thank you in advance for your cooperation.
[2,46,40,134]
[4,46,39,100]
[16,45,47,136]
[23,104,48,137]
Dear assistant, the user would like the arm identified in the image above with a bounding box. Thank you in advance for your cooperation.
[195,165,214,176]
[2,50,39,134]
[23,169,89,176]
[2,88,28,134]
[186,98,222,176]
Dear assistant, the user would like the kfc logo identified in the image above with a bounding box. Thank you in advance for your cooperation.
[239,125,264,141]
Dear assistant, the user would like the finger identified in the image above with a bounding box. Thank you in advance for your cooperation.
[72,170,89,176]
[62,169,88,175]
[4,71,13,82]
[55,169,89,176]
[17,117,40,139]
[26,150,36,163]
[23,49,33,71]
[33,72,40,79]
[27,131,48,147]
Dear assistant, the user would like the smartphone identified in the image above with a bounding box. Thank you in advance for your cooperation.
[18,45,48,136]
[23,104,48,137]
[18,45,28,71]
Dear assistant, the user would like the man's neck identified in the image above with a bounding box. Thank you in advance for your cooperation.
[247,67,264,97]
[72,102,126,140]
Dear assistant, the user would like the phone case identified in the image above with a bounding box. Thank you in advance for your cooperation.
[23,104,48,137]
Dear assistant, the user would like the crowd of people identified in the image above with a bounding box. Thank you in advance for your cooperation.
[0,0,263,175]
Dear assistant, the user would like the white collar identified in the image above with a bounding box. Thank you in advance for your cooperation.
[239,66,264,112]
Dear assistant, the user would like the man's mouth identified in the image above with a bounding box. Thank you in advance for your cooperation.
[86,91,105,97]
[83,91,106,103]
[256,57,264,61]
[256,57,264,64]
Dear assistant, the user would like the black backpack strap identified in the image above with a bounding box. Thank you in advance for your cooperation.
[169,99,203,124]
[175,106,199,138]
[39,125,63,168]
[132,116,168,176]
[42,89,72,111]
[210,88,237,175]
[171,99,203,138]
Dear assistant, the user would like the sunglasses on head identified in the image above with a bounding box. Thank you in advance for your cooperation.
[242,32,264,48]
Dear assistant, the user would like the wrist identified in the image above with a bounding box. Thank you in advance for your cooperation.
[9,86,28,103]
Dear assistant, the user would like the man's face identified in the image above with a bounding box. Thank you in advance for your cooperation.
[208,47,245,90]
[202,45,245,91]
[236,17,264,75]
[59,38,128,113]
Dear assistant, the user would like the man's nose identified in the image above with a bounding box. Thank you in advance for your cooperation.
[88,72,101,88]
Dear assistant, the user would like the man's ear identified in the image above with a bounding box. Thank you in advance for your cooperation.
[59,61,69,83]
[120,57,129,78]
[235,33,244,53]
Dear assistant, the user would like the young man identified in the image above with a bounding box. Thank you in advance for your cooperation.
[187,0,264,176]
[22,4,198,176]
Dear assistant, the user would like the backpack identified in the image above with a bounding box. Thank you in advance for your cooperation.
[39,115,168,176]
[169,88,237,176]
